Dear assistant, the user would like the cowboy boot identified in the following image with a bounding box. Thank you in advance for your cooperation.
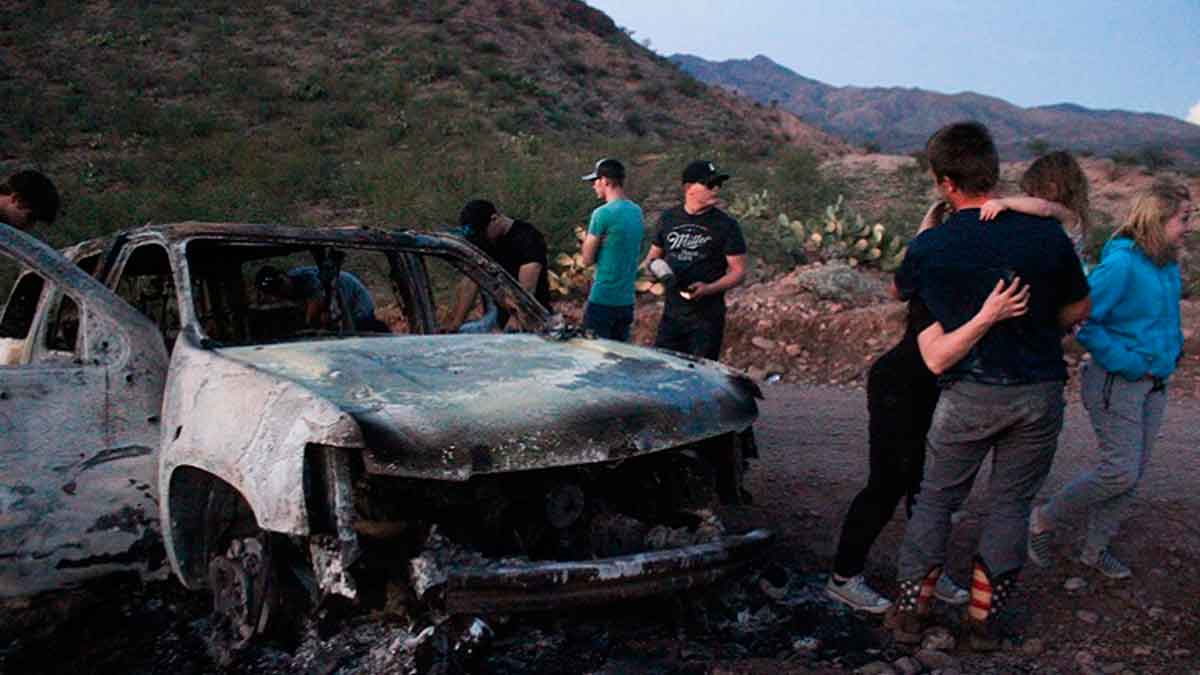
[887,566,941,644]
[964,557,1018,652]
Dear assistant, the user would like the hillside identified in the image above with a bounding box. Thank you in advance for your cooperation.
[0,0,842,254]
[673,54,1200,164]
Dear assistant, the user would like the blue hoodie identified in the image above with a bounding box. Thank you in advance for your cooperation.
[1077,237,1182,380]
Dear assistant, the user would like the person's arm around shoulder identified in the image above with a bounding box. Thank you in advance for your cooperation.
[981,196,1075,227]
[918,277,1031,374]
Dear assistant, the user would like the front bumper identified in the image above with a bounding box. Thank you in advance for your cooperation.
[440,529,774,614]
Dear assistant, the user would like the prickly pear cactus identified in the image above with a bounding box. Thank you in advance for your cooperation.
[779,196,907,270]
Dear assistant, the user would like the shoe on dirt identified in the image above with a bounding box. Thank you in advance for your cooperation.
[1027,506,1055,568]
[825,575,892,614]
[933,574,969,605]
[1080,549,1131,579]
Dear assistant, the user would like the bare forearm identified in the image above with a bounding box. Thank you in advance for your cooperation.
[919,313,996,375]
[706,268,745,294]
[448,281,477,329]
[581,234,601,267]
[517,263,542,294]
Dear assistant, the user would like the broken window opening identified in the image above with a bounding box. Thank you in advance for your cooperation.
[114,244,180,352]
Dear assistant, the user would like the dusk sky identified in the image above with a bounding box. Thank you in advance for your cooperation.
[586,1,1200,124]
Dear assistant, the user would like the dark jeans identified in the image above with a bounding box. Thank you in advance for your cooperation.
[583,302,634,342]
[654,308,725,361]
[897,380,1065,579]
[833,342,939,578]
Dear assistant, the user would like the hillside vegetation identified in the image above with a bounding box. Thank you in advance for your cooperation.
[6,0,1196,307]
[1,0,847,266]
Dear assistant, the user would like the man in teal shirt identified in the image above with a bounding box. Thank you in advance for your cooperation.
[580,158,644,341]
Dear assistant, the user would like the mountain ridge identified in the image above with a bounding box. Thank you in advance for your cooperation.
[672,53,1200,164]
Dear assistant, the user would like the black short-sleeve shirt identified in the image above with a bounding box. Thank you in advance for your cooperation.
[895,208,1090,384]
[482,220,552,308]
[654,206,747,315]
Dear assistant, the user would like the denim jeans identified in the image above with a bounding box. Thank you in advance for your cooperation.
[583,302,634,342]
[896,380,1065,579]
[1041,360,1167,557]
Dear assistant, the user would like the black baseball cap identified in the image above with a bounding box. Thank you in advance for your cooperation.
[681,160,730,186]
[581,158,625,182]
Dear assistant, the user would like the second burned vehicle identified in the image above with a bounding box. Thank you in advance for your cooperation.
[0,222,769,644]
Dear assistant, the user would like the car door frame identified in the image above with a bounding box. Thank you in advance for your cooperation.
[0,225,170,598]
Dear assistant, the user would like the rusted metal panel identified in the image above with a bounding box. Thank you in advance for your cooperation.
[217,334,758,480]
[437,529,775,614]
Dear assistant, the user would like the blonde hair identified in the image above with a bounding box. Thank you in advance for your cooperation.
[1020,151,1091,238]
[1115,181,1191,266]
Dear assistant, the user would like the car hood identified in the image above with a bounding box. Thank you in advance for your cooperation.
[218,334,759,479]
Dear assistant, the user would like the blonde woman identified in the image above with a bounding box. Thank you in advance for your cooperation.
[1028,181,1192,578]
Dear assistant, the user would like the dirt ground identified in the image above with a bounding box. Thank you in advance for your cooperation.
[4,377,1198,674]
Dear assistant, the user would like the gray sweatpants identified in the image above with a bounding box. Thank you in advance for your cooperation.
[1041,360,1167,558]
[896,380,1065,580]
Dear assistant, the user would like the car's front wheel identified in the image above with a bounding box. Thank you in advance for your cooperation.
[202,482,304,660]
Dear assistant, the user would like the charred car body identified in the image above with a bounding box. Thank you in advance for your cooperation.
[0,222,769,641]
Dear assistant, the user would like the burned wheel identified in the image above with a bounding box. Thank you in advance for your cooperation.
[202,481,301,657]
[208,533,278,650]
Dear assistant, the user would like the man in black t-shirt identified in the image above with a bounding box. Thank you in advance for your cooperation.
[446,199,551,332]
[644,160,748,361]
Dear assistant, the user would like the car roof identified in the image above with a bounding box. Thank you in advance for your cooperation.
[75,222,466,251]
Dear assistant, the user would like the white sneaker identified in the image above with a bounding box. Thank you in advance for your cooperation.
[826,575,892,614]
[934,574,969,605]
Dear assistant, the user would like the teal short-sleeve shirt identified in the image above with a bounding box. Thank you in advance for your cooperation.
[587,199,644,306]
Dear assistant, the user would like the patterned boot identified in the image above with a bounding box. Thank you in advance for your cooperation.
[964,558,1017,652]
[887,566,941,644]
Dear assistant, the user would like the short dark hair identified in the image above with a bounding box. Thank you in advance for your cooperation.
[458,199,497,241]
[925,121,999,196]
[2,170,60,224]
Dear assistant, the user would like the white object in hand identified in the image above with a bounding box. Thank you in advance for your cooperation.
[649,259,674,281]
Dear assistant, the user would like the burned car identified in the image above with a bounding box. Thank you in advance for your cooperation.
[0,222,769,642]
